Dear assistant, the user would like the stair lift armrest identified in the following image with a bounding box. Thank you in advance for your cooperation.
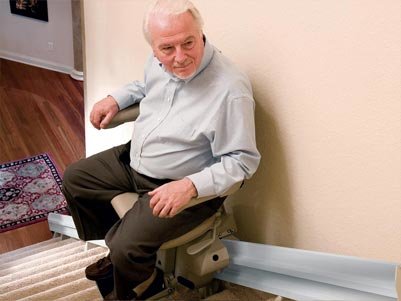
[180,181,243,212]
[105,103,140,129]
[186,216,222,255]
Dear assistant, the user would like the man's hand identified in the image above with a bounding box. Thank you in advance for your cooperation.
[148,178,198,218]
[90,96,119,129]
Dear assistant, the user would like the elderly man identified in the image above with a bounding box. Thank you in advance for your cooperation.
[62,0,260,299]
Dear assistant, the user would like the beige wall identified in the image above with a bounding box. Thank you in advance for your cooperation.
[83,0,401,262]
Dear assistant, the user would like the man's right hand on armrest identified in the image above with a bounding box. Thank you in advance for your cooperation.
[90,96,119,130]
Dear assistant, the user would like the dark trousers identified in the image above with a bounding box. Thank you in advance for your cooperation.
[62,142,223,299]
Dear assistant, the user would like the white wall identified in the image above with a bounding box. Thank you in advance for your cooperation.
[82,0,401,262]
[0,0,74,73]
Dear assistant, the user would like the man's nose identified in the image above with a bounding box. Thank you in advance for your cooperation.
[175,47,187,64]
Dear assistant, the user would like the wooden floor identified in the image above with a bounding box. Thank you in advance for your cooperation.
[0,59,85,254]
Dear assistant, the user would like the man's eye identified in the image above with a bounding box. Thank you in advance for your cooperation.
[161,47,173,53]
[184,41,194,49]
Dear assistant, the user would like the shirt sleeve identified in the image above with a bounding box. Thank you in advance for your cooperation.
[109,55,155,110]
[187,96,261,197]
[109,80,146,110]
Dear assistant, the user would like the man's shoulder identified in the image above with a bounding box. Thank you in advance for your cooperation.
[206,51,253,97]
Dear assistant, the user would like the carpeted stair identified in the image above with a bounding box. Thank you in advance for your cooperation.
[0,236,106,301]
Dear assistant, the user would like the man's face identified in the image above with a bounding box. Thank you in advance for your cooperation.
[148,12,204,79]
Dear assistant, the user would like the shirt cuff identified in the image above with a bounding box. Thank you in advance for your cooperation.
[109,89,133,111]
[186,170,216,198]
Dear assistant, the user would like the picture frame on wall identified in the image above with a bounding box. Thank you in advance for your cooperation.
[9,0,49,22]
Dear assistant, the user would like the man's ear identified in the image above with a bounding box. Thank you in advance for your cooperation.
[151,44,158,57]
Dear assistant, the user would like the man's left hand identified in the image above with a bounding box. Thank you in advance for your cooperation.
[148,178,198,218]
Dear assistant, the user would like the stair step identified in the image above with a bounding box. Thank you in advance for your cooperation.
[0,246,107,292]
[54,285,103,301]
[0,250,107,296]
[0,240,85,273]
[0,237,63,264]
[0,238,80,267]
[17,277,96,301]
[1,267,87,300]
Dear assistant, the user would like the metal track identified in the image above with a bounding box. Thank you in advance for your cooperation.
[216,240,399,300]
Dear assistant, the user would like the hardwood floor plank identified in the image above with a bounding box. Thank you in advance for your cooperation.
[0,222,53,254]
[0,58,84,253]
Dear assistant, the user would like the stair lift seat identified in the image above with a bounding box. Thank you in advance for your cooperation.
[110,185,239,296]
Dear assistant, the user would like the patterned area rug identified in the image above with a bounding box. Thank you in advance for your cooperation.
[0,154,68,233]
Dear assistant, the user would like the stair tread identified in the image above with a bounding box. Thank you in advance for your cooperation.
[0,240,85,272]
[17,277,95,301]
[0,238,78,266]
[54,285,103,301]
[1,267,87,300]
[0,251,107,295]
[0,246,107,291]
[0,237,62,264]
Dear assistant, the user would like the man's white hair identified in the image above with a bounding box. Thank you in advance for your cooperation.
[143,0,204,44]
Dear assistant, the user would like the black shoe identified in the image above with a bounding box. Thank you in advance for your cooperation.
[85,255,113,281]
[137,268,166,300]
[96,274,114,298]
[86,255,114,298]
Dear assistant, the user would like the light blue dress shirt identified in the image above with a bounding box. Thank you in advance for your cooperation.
[111,39,260,198]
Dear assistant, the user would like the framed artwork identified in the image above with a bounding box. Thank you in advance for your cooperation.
[9,0,48,22]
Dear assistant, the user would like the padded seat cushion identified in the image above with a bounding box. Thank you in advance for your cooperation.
[111,192,139,218]
[111,192,217,249]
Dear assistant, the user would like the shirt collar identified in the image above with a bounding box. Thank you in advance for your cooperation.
[158,36,214,83]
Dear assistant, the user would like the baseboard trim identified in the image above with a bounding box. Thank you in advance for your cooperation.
[70,69,84,81]
[0,50,73,74]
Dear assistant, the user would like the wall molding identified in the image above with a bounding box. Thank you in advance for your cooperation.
[0,50,73,74]
[70,69,84,81]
